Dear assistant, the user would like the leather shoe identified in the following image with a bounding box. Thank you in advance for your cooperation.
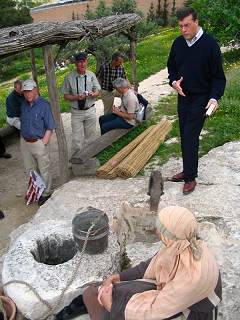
[0,152,12,159]
[171,172,184,182]
[183,180,196,194]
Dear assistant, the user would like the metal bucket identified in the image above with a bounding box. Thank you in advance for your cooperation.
[72,207,109,254]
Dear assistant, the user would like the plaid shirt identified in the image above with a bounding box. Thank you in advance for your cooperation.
[97,63,126,91]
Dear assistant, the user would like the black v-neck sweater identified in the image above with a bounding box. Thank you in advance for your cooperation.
[167,32,226,100]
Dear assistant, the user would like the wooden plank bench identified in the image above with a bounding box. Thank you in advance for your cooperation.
[70,128,132,164]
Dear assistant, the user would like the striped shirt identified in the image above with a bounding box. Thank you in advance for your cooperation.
[97,63,126,91]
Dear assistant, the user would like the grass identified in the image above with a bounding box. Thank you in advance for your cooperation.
[0,27,179,128]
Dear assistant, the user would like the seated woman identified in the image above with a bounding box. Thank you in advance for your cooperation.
[99,78,139,135]
[83,206,222,320]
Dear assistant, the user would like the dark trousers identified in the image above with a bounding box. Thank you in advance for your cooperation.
[178,94,209,182]
[99,113,133,135]
[0,136,6,156]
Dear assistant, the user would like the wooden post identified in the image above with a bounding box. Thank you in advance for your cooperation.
[129,30,138,91]
[42,45,69,184]
[30,48,39,88]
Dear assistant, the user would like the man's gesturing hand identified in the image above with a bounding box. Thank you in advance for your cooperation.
[173,77,186,97]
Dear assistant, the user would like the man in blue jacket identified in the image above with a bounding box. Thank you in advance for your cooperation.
[20,80,56,206]
[167,7,226,194]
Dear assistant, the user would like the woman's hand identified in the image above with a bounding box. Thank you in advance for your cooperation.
[102,274,120,287]
[98,284,113,312]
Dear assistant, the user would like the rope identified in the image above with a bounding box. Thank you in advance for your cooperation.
[3,211,106,320]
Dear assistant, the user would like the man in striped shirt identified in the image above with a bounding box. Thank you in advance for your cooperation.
[97,52,127,114]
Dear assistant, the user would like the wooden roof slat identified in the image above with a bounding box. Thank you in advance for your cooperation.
[0,14,141,57]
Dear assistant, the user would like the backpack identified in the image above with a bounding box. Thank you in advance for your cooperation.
[136,93,149,123]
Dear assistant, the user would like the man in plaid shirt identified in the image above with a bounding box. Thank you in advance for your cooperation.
[97,52,127,114]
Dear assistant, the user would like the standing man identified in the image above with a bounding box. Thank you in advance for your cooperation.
[6,80,24,130]
[97,52,126,114]
[61,52,101,155]
[167,7,226,194]
[20,80,56,206]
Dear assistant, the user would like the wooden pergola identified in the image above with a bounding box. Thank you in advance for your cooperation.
[0,13,141,184]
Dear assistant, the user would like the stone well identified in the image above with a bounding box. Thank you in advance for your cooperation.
[2,220,120,320]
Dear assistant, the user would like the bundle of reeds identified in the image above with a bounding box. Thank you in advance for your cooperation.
[116,120,172,178]
[96,119,172,179]
[96,125,154,178]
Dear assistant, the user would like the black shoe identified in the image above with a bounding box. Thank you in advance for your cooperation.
[56,295,88,320]
[0,152,12,159]
[0,210,4,219]
[38,195,51,206]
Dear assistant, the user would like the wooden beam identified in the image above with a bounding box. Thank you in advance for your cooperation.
[70,128,132,164]
[30,48,39,88]
[42,45,69,184]
[0,14,141,58]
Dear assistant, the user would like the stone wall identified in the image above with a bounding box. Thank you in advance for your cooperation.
[31,0,185,23]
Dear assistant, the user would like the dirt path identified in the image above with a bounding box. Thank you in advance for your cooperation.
[0,68,173,258]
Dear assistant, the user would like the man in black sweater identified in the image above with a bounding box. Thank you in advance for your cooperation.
[167,7,226,194]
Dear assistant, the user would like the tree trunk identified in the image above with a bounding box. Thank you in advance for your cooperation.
[30,48,39,88]
[42,45,69,185]
[129,30,138,91]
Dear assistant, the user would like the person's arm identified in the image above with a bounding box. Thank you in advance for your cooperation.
[42,103,56,145]
[167,42,178,88]
[63,93,86,101]
[61,77,86,102]
[101,256,154,288]
[42,130,53,145]
[112,106,134,121]
[205,41,226,115]
[89,74,101,98]
[119,257,153,281]
[209,41,226,101]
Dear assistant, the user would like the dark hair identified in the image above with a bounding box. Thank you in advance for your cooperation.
[112,52,124,61]
[75,52,87,61]
[176,7,198,21]
[14,80,22,88]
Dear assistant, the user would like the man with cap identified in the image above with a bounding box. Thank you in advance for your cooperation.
[61,52,101,156]
[20,79,56,206]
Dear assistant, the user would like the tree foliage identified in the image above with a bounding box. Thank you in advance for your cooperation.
[187,0,240,45]
[0,0,33,28]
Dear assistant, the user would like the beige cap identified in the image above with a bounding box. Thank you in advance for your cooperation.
[22,79,37,91]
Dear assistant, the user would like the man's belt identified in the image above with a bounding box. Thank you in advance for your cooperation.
[73,104,95,111]
[24,137,39,143]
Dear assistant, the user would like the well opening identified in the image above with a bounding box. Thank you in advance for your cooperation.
[31,235,77,265]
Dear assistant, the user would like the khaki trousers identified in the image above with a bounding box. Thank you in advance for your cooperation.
[20,138,52,196]
[71,107,96,155]
[101,89,121,114]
